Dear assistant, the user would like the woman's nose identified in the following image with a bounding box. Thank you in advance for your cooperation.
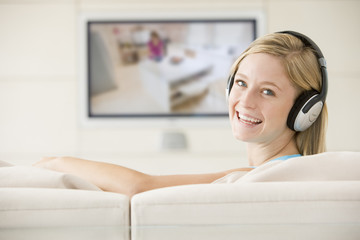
[239,89,257,109]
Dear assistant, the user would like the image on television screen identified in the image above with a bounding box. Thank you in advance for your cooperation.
[87,19,257,118]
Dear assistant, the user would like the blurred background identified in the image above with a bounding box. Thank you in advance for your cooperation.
[0,0,359,174]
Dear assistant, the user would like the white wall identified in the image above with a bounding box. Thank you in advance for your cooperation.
[0,0,359,174]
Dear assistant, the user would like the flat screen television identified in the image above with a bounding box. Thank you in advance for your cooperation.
[80,12,264,127]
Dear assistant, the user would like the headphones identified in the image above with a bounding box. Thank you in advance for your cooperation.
[226,30,328,132]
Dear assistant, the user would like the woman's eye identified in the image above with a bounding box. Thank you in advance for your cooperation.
[263,89,275,96]
[236,80,247,87]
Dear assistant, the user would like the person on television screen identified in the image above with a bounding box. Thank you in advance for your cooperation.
[34,31,328,197]
[148,31,164,62]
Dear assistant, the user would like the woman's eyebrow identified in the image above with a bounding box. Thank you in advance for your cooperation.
[262,81,282,91]
[235,72,282,91]
[235,74,282,90]
[234,73,248,79]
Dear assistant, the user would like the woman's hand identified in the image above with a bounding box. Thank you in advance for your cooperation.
[33,157,59,170]
[33,156,151,196]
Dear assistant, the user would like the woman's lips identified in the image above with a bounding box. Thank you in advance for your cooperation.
[237,112,263,125]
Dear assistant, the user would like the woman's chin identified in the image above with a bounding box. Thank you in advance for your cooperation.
[232,125,262,142]
[232,131,257,142]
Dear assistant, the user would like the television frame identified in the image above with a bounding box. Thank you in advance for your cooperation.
[79,11,266,128]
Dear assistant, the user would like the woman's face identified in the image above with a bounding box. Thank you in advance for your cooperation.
[228,53,299,144]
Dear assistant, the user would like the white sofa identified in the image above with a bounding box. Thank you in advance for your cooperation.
[1,152,360,240]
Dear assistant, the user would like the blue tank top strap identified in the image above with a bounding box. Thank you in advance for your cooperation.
[268,154,302,163]
[249,154,301,168]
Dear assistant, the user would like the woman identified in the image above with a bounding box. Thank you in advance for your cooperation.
[148,31,164,62]
[34,31,328,197]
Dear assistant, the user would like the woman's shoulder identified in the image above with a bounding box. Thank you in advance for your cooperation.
[212,168,252,184]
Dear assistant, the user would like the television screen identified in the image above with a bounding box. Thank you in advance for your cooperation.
[86,19,257,119]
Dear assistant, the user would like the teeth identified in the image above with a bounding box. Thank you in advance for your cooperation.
[238,114,262,123]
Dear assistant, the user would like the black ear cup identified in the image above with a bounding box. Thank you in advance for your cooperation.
[287,90,317,130]
[225,73,234,101]
[287,90,323,132]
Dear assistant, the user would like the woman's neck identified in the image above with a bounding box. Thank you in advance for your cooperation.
[247,136,299,167]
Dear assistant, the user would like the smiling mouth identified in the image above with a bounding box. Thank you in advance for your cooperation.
[237,112,262,125]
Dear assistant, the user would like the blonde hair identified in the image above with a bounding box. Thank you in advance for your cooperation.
[230,33,327,155]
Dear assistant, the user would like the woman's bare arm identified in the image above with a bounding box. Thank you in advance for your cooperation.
[34,157,251,197]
